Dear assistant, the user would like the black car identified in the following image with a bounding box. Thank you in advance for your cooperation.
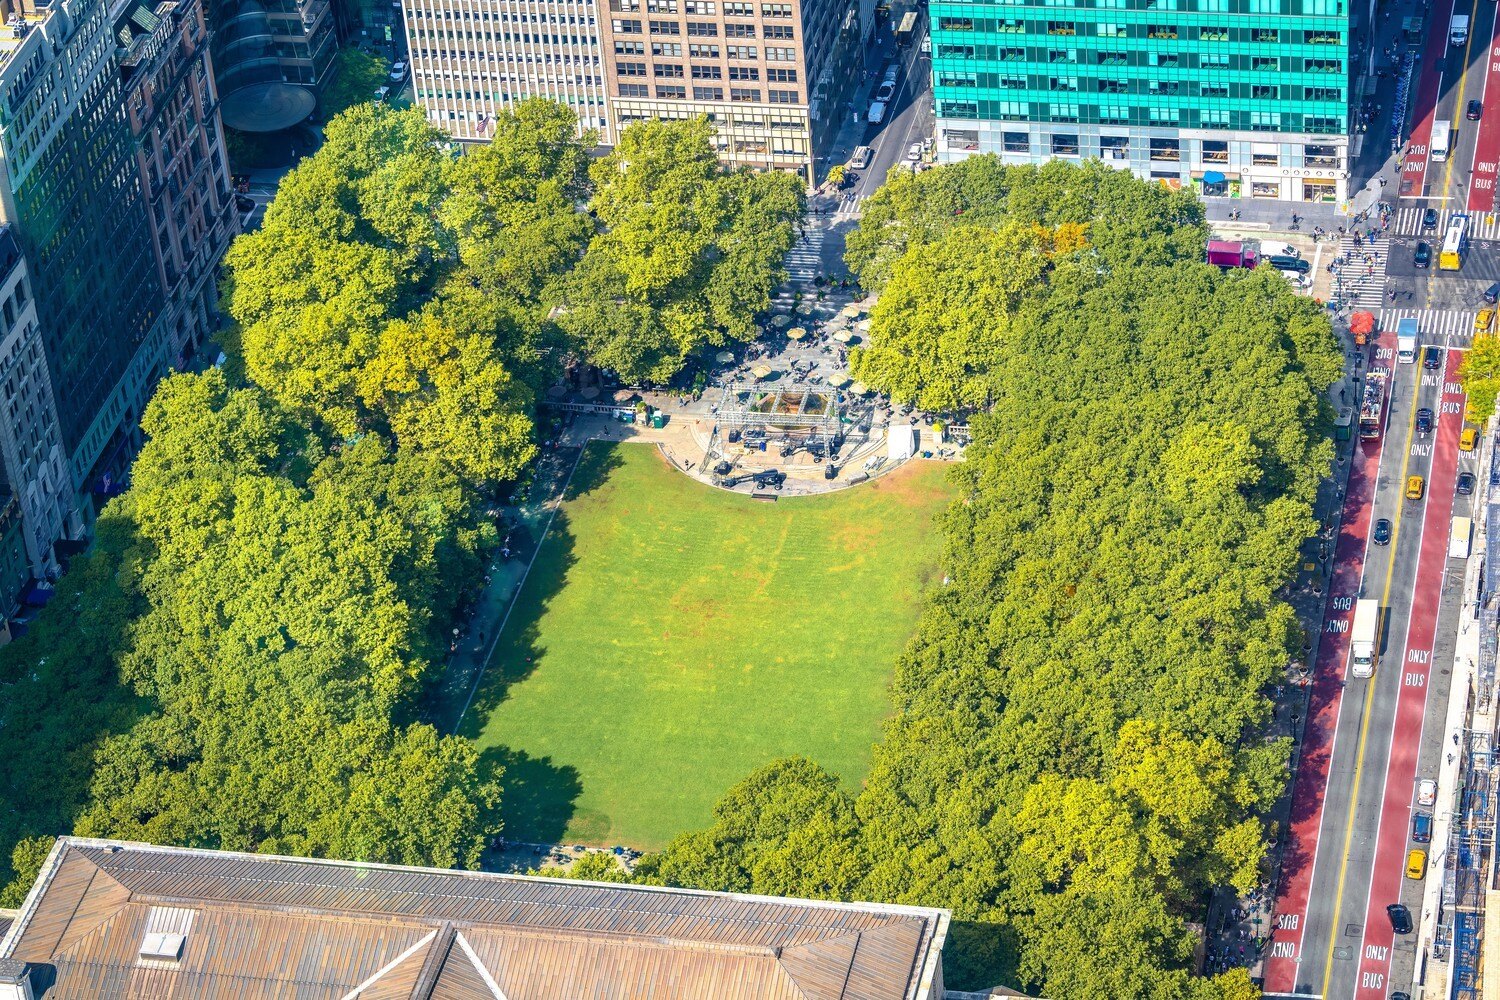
[1423,207,1440,229]
[234,194,256,213]
[1387,903,1413,934]
[1374,518,1392,545]
[1459,471,1477,495]
[1268,254,1310,273]
[1415,241,1432,268]
[1424,345,1443,369]
[1417,407,1434,434]
[1469,99,1484,121]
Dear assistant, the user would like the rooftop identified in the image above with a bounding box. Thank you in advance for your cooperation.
[0,838,951,999]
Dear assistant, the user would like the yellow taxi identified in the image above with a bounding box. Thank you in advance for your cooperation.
[1462,426,1479,452]
[1406,848,1427,880]
[1479,308,1497,334]
[1406,475,1425,501]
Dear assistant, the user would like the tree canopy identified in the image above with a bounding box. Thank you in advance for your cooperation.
[627,158,1340,999]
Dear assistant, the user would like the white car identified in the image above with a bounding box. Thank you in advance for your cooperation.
[389,60,407,81]
[1280,269,1311,288]
[906,143,922,162]
[1260,240,1301,259]
[876,81,896,102]
[1418,778,1437,806]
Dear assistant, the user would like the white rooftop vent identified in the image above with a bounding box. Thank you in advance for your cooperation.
[139,932,185,961]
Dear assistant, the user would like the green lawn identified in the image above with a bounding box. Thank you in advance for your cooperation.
[465,443,953,850]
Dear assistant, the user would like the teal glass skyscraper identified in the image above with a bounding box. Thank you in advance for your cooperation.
[929,0,1350,203]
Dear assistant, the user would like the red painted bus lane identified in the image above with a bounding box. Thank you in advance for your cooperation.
[1466,14,1500,212]
[1352,354,1465,999]
[1262,341,1392,994]
[1402,0,1457,199]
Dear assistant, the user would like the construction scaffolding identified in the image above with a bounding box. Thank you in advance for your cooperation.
[703,381,847,470]
[1443,729,1497,1000]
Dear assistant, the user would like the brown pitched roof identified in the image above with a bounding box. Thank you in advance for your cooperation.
[1,838,949,999]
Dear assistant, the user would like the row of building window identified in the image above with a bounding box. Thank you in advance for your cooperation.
[611,40,798,58]
[410,30,597,44]
[611,22,793,45]
[608,0,792,13]
[617,83,798,100]
[938,100,1340,132]
[981,133,1339,165]
[937,17,1341,43]
[937,75,1340,101]
[421,89,608,103]
[934,43,1343,73]
[930,0,1340,10]
[617,61,796,79]
[409,9,595,22]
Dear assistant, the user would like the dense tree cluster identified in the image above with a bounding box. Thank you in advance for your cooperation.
[626,159,1342,999]
[1460,332,1500,422]
[0,102,800,900]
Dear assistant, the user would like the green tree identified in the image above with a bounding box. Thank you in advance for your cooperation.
[1460,332,1500,422]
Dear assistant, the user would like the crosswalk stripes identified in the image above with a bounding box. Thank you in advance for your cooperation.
[783,223,826,284]
[834,193,863,217]
[1394,206,1500,240]
[1377,308,1478,348]
[1332,237,1391,309]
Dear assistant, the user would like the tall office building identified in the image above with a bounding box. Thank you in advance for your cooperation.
[929,0,1349,203]
[210,0,335,131]
[403,0,615,143]
[0,0,235,628]
[402,0,869,179]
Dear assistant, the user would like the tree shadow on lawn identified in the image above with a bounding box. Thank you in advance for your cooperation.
[462,442,625,843]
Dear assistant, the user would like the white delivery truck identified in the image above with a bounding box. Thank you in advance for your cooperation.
[1451,14,1470,45]
[1397,316,1419,363]
[868,100,887,124]
[1350,598,1380,678]
[1432,120,1452,162]
[1451,516,1473,559]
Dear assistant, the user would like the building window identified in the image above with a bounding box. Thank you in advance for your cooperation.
[1050,103,1080,122]
[1200,110,1229,129]
[616,40,646,53]
[648,0,678,9]
[1048,76,1078,91]
[1201,140,1228,162]
[1096,50,1126,65]
[941,101,978,118]
[1252,84,1276,99]
[1051,133,1079,156]
[724,1,753,12]
[653,41,683,54]
[1306,116,1339,133]
[1304,30,1341,43]
[1200,53,1228,68]
[650,19,680,33]
[999,77,1026,89]
[1096,21,1126,37]
[760,2,791,15]
[610,0,640,10]
[1046,20,1076,34]
[938,15,973,30]
[1201,84,1228,97]
[684,0,715,11]
[1100,136,1129,159]
[1148,81,1179,95]
[1250,112,1281,130]
[1146,24,1176,38]
[694,85,723,99]
[728,44,758,59]
[1149,138,1180,161]
[1048,48,1076,63]
[618,83,649,96]
[730,65,759,79]
[692,63,722,78]
[1151,52,1179,66]
[939,72,976,86]
[613,18,642,32]
[655,62,685,76]
[1198,25,1228,40]
[1304,143,1340,166]
[1253,57,1278,70]
[1253,28,1278,41]
[940,43,977,56]
[1251,181,1280,198]
[1305,58,1342,72]
[687,21,717,34]
[731,86,761,100]
[618,61,647,75]
[1002,130,1029,153]
[688,42,718,56]
[769,89,797,102]
[764,23,793,37]
[767,67,796,81]
[1252,148,1278,166]
[1000,47,1025,61]
[727,22,756,36]
[766,46,794,59]
[657,84,687,97]
[1098,78,1127,92]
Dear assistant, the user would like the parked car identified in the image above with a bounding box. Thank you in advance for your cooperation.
[389,60,407,81]
[906,143,922,161]
[1412,812,1433,843]
[1268,254,1310,273]
[1423,207,1440,229]
[1259,240,1301,259]
[1406,848,1427,880]
[1415,241,1432,268]
[1374,518,1392,545]
[849,145,873,169]
[1479,307,1496,333]
[234,194,256,214]
[1387,903,1414,934]
[1419,777,1438,806]
[1281,269,1311,288]
[374,85,391,102]
[1469,99,1484,121]
[1458,471,1476,495]
[1416,407,1434,434]
[1424,345,1443,368]
[876,81,896,102]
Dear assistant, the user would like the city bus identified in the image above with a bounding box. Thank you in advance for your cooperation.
[895,10,917,46]
[1440,213,1469,271]
[1432,120,1452,162]
[1359,370,1387,440]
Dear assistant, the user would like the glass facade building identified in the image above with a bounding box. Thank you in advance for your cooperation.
[929,0,1350,202]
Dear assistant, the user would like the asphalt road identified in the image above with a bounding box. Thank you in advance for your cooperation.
[837,8,933,208]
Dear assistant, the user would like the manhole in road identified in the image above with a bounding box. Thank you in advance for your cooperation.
[1335,945,1356,961]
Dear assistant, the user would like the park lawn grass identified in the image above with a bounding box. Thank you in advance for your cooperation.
[467,442,954,851]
